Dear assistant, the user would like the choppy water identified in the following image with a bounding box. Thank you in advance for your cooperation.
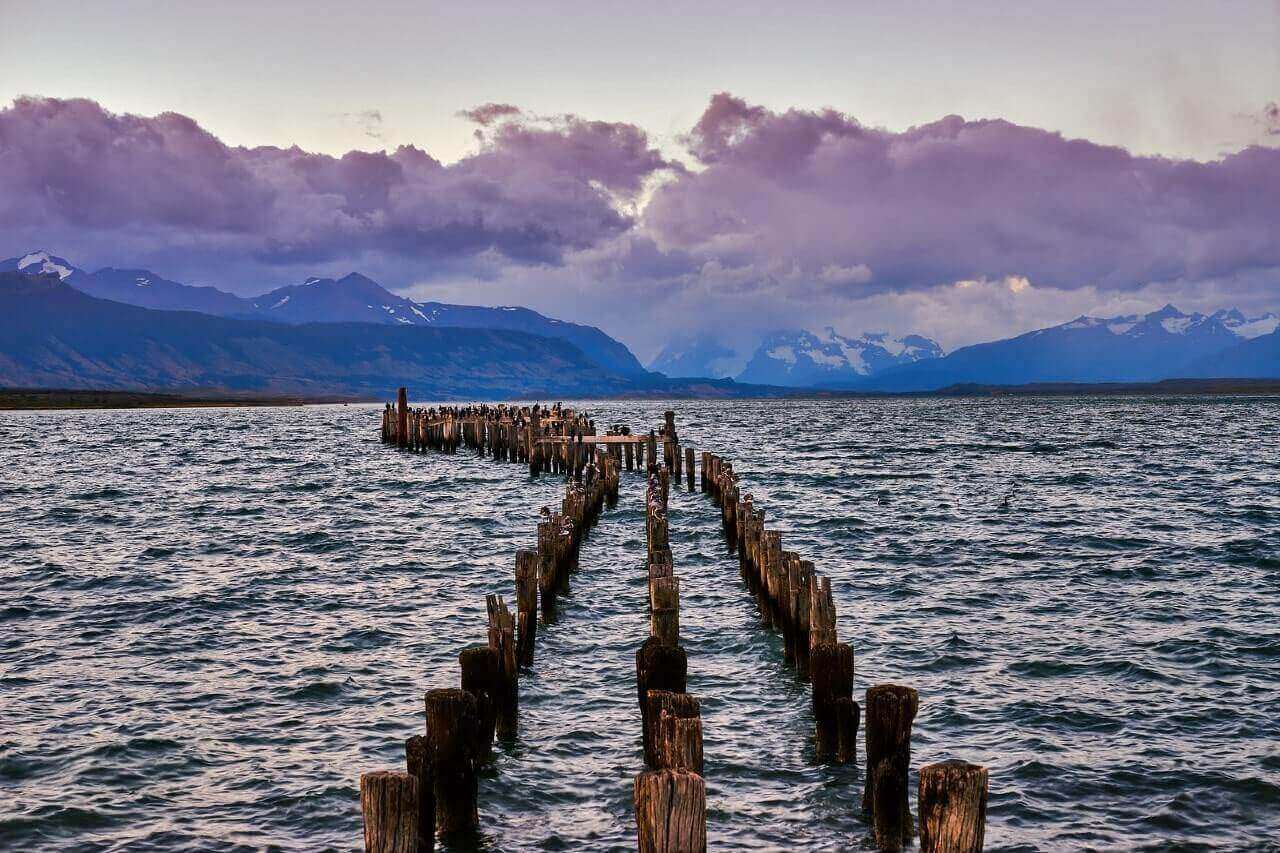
[2,398,1279,851]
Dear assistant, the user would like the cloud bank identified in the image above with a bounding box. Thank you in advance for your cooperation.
[2,93,1278,353]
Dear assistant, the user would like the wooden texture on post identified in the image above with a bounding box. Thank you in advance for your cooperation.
[684,447,694,491]
[656,711,704,775]
[404,736,434,853]
[811,641,854,762]
[396,387,409,448]
[458,644,499,755]
[361,770,420,853]
[634,769,706,853]
[423,688,479,835]
[650,575,680,647]
[644,689,701,768]
[835,696,860,765]
[919,761,988,853]
[515,549,538,667]
[863,684,919,847]
[636,637,688,766]
[486,594,519,740]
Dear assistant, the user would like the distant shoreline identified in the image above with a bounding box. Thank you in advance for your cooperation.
[0,389,372,410]
[3,377,1278,410]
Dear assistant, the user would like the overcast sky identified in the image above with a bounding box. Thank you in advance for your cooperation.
[2,0,1278,358]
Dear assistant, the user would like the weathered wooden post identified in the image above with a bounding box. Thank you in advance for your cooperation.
[515,549,538,667]
[863,684,919,849]
[811,641,854,762]
[636,637,688,764]
[684,447,694,491]
[634,769,706,853]
[918,761,988,853]
[458,645,499,755]
[656,709,704,775]
[397,387,409,449]
[646,689,702,771]
[650,575,680,647]
[404,736,434,853]
[835,696,860,764]
[486,594,519,739]
[423,689,479,835]
[360,770,420,853]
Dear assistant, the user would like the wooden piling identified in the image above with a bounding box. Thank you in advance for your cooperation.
[486,594,519,740]
[835,696,860,764]
[396,387,409,449]
[636,637,688,766]
[515,549,538,667]
[360,770,420,853]
[645,689,702,771]
[404,736,434,853]
[650,575,680,647]
[918,761,988,853]
[634,770,706,853]
[458,645,499,755]
[811,641,854,762]
[863,684,919,848]
[423,688,479,835]
[684,447,694,491]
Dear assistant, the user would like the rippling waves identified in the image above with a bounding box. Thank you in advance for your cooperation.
[2,398,1279,850]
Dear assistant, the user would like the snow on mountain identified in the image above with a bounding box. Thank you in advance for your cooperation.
[1212,308,1280,340]
[736,327,944,387]
[0,251,82,281]
[860,303,1270,391]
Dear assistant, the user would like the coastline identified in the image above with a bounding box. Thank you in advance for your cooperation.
[4,376,1279,410]
[0,389,372,410]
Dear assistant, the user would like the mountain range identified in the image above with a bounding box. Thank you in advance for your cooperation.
[645,306,1280,391]
[851,304,1279,391]
[3,250,1279,396]
[0,270,781,399]
[735,328,945,387]
[1,251,646,377]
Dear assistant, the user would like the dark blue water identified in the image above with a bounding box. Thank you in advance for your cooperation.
[2,398,1278,850]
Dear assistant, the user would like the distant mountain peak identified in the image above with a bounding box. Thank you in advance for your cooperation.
[7,250,80,281]
[736,326,943,387]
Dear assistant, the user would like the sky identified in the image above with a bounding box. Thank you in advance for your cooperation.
[2,0,1278,360]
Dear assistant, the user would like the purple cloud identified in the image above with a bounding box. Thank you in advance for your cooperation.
[645,92,1280,294]
[0,96,676,284]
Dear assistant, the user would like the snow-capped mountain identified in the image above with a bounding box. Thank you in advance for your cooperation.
[1210,308,1280,340]
[648,333,746,379]
[736,327,944,387]
[0,251,84,282]
[860,304,1277,391]
[249,273,430,325]
[1,250,648,377]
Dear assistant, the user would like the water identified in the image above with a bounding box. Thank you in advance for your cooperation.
[2,398,1279,851]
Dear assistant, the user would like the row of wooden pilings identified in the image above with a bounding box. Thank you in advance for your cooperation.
[380,389,690,484]
[701,452,989,852]
[633,464,707,852]
[360,404,622,852]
